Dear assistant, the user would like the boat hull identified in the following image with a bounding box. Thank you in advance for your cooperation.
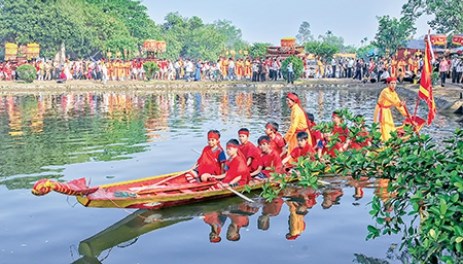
[75,171,268,209]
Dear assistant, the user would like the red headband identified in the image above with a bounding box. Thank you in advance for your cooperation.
[238,130,250,136]
[266,123,277,131]
[226,143,239,149]
[287,93,300,104]
[208,132,220,140]
[387,77,397,84]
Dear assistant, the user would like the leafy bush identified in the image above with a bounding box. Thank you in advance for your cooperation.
[262,109,463,263]
[16,64,37,83]
[143,61,159,80]
[281,56,304,81]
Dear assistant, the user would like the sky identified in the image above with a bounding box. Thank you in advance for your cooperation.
[145,0,431,47]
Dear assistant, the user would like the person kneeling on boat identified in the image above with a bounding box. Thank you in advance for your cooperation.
[238,128,264,180]
[324,111,350,157]
[264,122,286,157]
[185,130,226,183]
[282,132,315,167]
[201,139,251,188]
[258,136,283,179]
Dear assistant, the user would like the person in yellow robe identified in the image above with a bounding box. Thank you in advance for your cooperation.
[284,93,312,154]
[373,77,407,142]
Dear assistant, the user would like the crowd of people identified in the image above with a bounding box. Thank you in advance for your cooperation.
[1,54,462,85]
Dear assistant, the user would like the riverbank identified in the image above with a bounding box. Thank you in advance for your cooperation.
[1,78,462,115]
[402,82,463,114]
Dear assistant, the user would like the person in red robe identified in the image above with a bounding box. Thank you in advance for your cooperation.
[305,112,324,159]
[282,132,315,166]
[238,128,263,179]
[325,111,350,157]
[258,135,283,179]
[202,139,250,187]
[265,122,286,157]
[185,130,226,183]
[349,115,372,150]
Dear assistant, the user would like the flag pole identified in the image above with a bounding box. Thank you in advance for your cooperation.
[412,30,432,118]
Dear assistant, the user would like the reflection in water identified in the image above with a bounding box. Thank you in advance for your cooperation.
[0,88,460,190]
[71,182,403,264]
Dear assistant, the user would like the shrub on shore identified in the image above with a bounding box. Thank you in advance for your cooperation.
[16,65,37,83]
[143,62,159,81]
[281,56,304,81]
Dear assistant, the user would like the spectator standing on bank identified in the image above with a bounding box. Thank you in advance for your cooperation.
[439,57,449,87]
[287,62,294,84]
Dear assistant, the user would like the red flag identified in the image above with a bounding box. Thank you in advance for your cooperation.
[418,35,436,125]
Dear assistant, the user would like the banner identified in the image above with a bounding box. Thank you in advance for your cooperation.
[4,42,18,60]
[418,35,436,125]
[428,34,447,46]
[452,34,463,46]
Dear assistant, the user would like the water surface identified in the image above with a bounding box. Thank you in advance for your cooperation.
[0,86,460,264]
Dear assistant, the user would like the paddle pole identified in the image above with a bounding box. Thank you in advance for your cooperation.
[219,183,255,203]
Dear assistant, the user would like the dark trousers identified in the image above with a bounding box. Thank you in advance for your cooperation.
[456,72,462,84]
[440,72,447,86]
[347,67,353,78]
[331,65,336,78]
[452,68,458,83]
[353,70,362,80]
[252,72,258,82]
[287,72,294,84]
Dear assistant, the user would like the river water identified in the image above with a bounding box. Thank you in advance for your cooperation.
[0,86,460,264]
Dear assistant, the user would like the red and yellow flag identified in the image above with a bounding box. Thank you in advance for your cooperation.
[418,35,436,125]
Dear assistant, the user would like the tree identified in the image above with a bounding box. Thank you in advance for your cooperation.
[0,0,158,58]
[249,42,271,58]
[402,0,463,34]
[318,30,345,51]
[305,41,339,59]
[296,21,313,44]
[213,20,246,49]
[373,15,415,56]
[356,44,380,59]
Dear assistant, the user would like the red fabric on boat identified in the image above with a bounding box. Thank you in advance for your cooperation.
[196,146,224,175]
[270,132,286,156]
[261,151,283,177]
[223,154,250,185]
[239,141,262,172]
[290,144,315,160]
[350,130,371,150]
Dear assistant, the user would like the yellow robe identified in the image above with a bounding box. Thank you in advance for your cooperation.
[373,87,407,141]
[284,104,312,153]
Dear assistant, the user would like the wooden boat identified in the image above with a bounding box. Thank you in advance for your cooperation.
[31,170,272,209]
[31,114,425,210]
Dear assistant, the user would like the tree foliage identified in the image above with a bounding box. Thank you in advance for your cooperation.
[373,15,415,55]
[281,56,304,81]
[16,64,36,83]
[296,21,313,44]
[0,1,247,60]
[262,109,463,263]
[402,0,463,34]
[248,42,271,58]
[305,41,339,59]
